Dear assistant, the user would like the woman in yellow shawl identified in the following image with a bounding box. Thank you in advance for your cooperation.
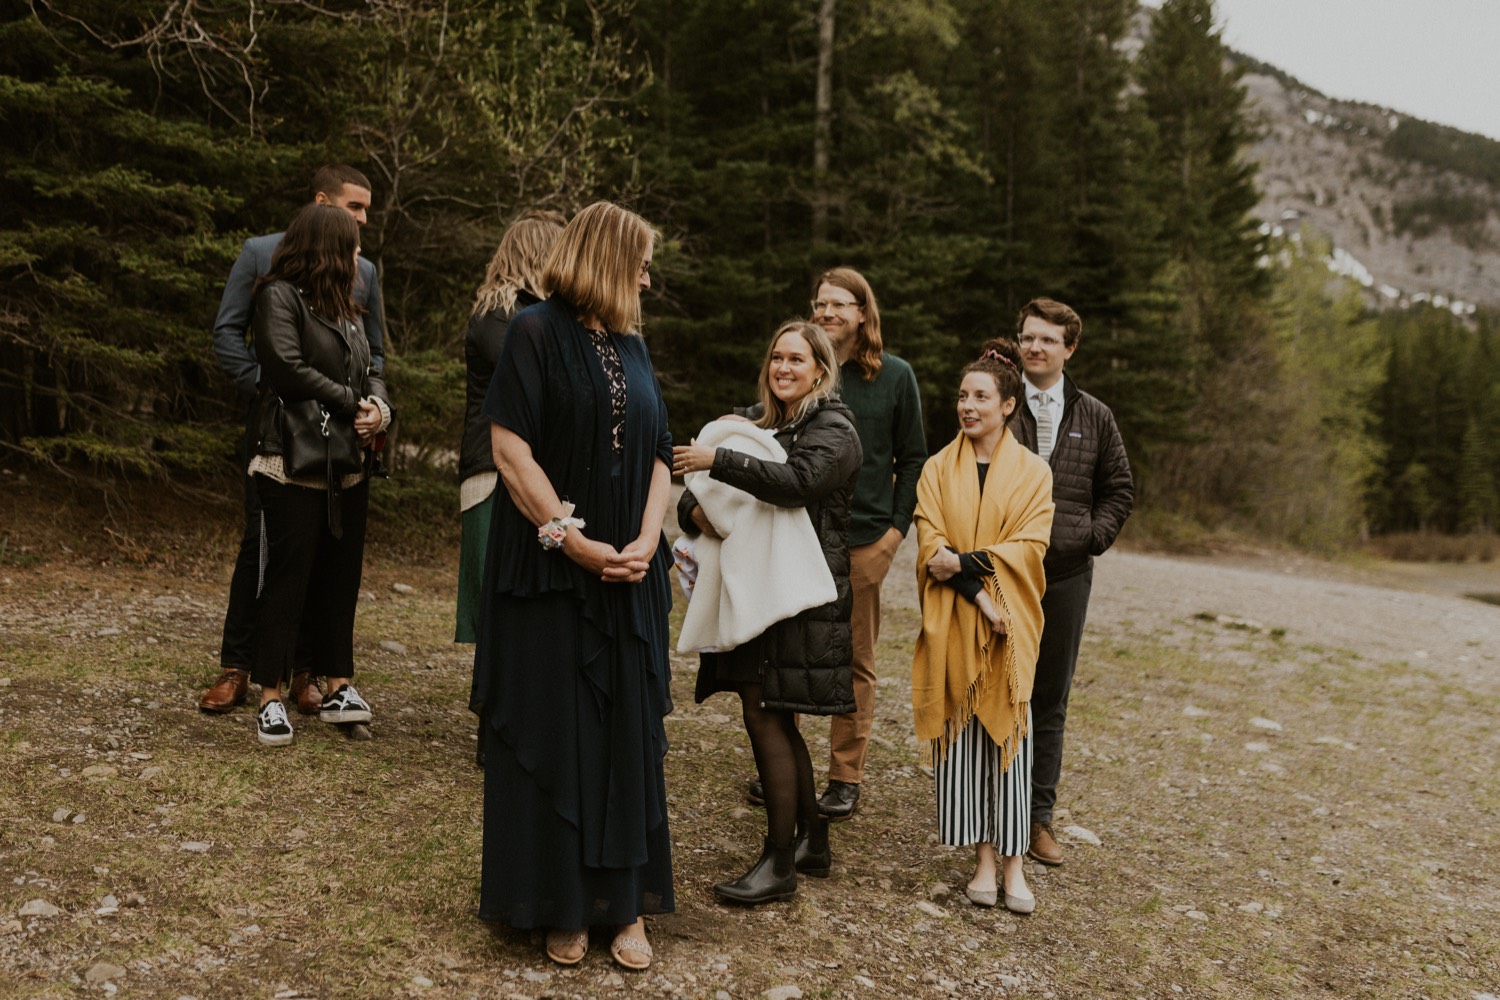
[912,337,1054,914]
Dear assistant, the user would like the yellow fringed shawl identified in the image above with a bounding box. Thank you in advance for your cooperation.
[911,428,1054,771]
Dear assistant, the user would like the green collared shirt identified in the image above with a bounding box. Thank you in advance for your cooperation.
[839,352,926,547]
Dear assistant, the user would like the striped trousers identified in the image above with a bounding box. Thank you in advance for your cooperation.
[933,707,1032,856]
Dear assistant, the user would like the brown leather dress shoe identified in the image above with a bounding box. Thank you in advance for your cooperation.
[199,668,249,713]
[1028,820,1064,866]
[290,672,324,716]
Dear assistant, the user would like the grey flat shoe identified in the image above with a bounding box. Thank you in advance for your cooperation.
[1003,889,1036,914]
[964,884,997,908]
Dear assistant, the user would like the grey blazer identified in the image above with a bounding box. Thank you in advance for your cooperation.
[212,232,385,400]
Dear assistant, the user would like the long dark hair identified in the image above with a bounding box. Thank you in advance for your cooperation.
[256,203,362,326]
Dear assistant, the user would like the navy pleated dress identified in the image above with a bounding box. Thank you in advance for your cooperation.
[471,295,675,930]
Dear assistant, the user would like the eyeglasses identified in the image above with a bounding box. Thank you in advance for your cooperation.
[1018,334,1065,349]
[811,298,860,314]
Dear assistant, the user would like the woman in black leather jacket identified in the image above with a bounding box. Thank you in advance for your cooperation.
[673,320,862,905]
[246,203,391,747]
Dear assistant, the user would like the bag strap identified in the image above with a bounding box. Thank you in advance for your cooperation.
[320,403,345,539]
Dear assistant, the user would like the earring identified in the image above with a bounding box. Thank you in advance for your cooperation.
[814,376,823,387]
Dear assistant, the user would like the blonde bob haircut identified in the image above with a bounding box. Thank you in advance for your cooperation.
[755,320,841,430]
[541,201,659,334]
[471,211,566,318]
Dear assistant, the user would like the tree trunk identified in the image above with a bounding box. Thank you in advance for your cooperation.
[812,0,835,245]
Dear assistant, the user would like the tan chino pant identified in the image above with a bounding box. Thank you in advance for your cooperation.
[827,529,901,784]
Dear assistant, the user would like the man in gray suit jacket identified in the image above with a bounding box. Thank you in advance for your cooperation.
[199,164,387,715]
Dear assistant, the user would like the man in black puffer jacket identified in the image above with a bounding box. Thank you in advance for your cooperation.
[1005,297,1133,867]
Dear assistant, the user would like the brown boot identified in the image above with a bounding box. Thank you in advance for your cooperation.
[290,672,324,716]
[199,668,249,713]
[1028,820,1063,866]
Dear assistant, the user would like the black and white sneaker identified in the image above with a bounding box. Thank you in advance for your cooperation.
[257,699,294,747]
[319,683,372,724]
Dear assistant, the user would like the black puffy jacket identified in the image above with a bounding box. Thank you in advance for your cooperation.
[1007,373,1133,581]
[678,398,863,714]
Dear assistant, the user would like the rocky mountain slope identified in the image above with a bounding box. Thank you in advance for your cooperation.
[1237,59,1500,312]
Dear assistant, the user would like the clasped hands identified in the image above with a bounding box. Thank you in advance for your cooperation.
[354,400,382,445]
[562,530,653,584]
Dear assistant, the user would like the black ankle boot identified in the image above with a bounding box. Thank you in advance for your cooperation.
[793,818,831,878]
[713,837,797,904]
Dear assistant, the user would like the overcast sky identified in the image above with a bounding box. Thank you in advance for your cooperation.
[1151,0,1500,141]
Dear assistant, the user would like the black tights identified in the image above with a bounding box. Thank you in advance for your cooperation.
[738,684,818,849]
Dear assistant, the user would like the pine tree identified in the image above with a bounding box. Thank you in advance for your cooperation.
[1371,305,1481,532]
[1136,0,1265,356]
[0,11,254,474]
[1457,416,1497,533]
[1135,0,1275,519]
[1260,234,1386,546]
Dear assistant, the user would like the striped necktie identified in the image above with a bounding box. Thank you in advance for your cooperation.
[1034,392,1055,461]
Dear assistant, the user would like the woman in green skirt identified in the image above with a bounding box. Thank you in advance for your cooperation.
[456,210,565,644]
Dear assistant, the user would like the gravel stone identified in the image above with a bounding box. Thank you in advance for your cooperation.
[84,961,128,983]
[1061,825,1101,846]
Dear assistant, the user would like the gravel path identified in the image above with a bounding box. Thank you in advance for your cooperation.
[883,536,1500,693]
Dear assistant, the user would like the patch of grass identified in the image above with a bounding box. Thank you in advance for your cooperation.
[1368,531,1497,563]
[0,533,45,567]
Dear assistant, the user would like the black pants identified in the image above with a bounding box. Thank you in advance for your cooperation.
[218,409,261,671]
[250,476,369,690]
[1029,566,1092,825]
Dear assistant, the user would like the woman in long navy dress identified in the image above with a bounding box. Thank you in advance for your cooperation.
[472,201,673,972]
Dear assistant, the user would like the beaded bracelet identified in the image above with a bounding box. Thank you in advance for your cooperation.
[538,502,585,550]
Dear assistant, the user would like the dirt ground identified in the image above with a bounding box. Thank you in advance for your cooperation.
[2,474,1498,998]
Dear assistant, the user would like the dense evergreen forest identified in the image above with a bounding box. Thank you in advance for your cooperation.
[1,0,1496,544]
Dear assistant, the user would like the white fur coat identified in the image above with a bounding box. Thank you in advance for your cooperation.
[676,420,836,653]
